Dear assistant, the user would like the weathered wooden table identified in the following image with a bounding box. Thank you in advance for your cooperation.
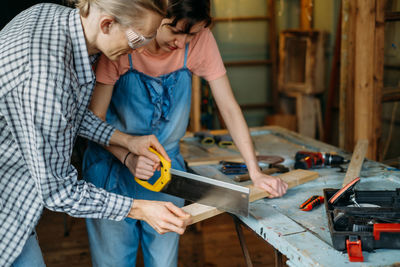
[180,126,400,267]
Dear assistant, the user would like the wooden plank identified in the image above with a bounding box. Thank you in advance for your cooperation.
[324,5,341,143]
[300,0,313,30]
[339,0,356,151]
[296,94,316,138]
[314,98,324,141]
[181,140,244,167]
[186,156,244,167]
[354,0,380,159]
[374,0,385,160]
[267,0,279,113]
[342,139,368,186]
[184,169,319,225]
[265,114,297,132]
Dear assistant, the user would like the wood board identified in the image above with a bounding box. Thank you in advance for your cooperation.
[342,139,368,186]
[180,137,244,167]
[183,169,319,225]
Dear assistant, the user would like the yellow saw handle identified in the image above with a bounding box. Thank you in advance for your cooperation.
[134,147,171,192]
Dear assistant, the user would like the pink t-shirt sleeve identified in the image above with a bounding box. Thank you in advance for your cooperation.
[187,28,226,81]
[95,54,130,85]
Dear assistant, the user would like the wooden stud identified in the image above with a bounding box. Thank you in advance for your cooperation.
[374,0,385,160]
[300,0,313,30]
[315,97,324,141]
[339,0,356,151]
[296,93,316,138]
[354,0,376,159]
[340,0,384,160]
[268,0,279,112]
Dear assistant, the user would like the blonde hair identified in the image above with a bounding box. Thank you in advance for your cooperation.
[70,0,167,27]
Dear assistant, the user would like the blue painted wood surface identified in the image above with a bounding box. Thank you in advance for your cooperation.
[185,126,400,266]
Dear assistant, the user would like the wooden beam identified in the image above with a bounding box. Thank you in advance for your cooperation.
[296,94,316,138]
[340,0,385,158]
[300,0,313,30]
[354,0,375,158]
[374,0,385,160]
[339,0,356,151]
[268,0,279,113]
[385,11,400,21]
[343,139,368,186]
[324,5,341,143]
[183,169,319,225]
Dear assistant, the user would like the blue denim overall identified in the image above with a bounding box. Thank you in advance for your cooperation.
[82,45,192,267]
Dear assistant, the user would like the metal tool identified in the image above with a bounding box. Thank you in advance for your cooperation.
[294,151,348,170]
[234,164,289,182]
[194,131,234,148]
[299,195,324,211]
[220,161,248,175]
[135,148,250,216]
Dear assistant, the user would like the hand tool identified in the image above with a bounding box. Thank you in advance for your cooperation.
[234,164,289,182]
[256,155,284,164]
[214,134,233,148]
[220,160,248,175]
[294,151,348,170]
[299,195,324,211]
[135,148,250,216]
[194,131,215,145]
[194,131,234,148]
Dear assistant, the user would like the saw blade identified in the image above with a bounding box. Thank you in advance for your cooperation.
[161,169,249,216]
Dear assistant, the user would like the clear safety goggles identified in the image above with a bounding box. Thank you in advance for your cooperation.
[126,29,153,50]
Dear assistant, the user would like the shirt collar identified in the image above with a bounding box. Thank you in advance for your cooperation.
[68,8,96,85]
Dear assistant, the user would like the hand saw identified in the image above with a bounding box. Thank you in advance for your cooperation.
[134,148,250,216]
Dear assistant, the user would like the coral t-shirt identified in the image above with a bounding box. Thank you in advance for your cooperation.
[96,28,226,84]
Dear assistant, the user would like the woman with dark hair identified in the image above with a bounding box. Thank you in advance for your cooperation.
[83,0,288,266]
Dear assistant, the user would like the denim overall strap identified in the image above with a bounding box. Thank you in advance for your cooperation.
[128,54,134,70]
[183,43,189,67]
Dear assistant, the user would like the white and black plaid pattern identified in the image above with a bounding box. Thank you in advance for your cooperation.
[0,4,132,265]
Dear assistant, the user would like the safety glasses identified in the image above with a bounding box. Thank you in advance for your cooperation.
[126,29,154,50]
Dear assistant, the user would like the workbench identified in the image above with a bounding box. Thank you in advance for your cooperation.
[180,126,400,266]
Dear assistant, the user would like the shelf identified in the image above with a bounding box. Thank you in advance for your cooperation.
[385,11,400,21]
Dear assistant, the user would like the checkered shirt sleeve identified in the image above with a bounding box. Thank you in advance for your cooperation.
[0,4,132,265]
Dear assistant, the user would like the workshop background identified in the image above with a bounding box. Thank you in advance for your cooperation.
[1,0,400,266]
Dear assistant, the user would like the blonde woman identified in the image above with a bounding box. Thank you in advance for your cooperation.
[0,1,191,266]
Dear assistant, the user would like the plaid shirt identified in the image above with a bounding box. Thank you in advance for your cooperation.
[0,4,132,265]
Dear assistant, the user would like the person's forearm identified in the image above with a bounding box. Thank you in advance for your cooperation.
[209,75,259,175]
[105,143,130,165]
[219,104,259,175]
[108,129,131,148]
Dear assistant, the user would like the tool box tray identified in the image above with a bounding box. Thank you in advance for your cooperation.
[323,188,400,251]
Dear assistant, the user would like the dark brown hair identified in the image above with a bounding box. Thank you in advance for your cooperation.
[166,0,212,33]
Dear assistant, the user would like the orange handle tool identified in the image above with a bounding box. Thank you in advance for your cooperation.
[300,195,324,211]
